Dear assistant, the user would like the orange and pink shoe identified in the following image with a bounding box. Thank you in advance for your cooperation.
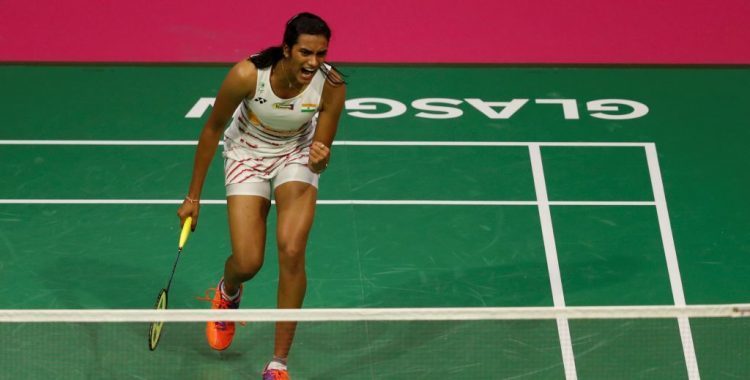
[262,368,289,380]
[205,279,242,351]
[262,360,290,380]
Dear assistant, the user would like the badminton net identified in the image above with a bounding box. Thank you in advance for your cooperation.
[1,304,748,379]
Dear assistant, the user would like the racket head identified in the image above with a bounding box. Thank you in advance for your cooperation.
[148,288,168,351]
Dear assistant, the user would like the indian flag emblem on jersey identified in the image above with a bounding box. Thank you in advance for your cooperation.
[301,103,318,113]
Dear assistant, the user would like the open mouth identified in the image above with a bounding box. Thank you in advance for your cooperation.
[300,67,317,80]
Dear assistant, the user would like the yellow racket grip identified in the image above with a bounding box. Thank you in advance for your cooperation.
[179,216,193,250]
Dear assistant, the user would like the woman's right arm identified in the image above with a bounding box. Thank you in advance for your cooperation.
[177,60,257,230]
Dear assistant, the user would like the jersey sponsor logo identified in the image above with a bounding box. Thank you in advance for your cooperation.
[272,102,295,110]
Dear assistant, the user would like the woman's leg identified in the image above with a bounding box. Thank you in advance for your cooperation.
[223,194,272,293]
[272,180,318,359]
[206,194,271,351]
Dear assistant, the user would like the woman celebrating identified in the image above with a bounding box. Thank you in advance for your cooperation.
[177,12,346,380]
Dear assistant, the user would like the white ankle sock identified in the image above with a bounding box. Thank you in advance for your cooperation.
[220,281,240,300]
[266,359,287,371]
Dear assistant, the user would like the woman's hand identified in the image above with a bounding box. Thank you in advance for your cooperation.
[308,141,330,174]
[177,196,200,231]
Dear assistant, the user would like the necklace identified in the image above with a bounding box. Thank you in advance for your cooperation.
[280,60,300,90]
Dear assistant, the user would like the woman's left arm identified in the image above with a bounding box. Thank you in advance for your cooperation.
[308,80,346,173]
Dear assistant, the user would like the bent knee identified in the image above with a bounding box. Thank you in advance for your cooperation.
[229,253,264,277]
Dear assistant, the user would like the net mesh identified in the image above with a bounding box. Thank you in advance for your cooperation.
[1,305,748,380]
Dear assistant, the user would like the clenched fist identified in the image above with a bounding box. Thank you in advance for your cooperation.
[308,141,330,174]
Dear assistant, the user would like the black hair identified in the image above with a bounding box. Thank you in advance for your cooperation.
[249,12,345,86]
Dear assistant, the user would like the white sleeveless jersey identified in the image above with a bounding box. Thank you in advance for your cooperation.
[222,63,328,183]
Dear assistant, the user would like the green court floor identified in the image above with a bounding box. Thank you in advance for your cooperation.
[0,64,748,379]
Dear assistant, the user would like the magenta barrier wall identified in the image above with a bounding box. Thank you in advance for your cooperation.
[2,0,749,64]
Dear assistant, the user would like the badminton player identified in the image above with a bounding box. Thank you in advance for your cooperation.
[177,12,346,380]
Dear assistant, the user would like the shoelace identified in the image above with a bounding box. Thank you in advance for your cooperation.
[196,288,246,327]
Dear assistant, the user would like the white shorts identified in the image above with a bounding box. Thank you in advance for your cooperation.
[225,162,319,199]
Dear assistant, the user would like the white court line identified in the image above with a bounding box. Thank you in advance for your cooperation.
[550,201,655,206]
[0,139,650,147]
[645,143,700,380]
[0,140,199,145]
[529,144,578,380]
[335,141,650,147]
[0,199,655,206]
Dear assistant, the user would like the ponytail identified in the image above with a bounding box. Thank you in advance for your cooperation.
[320,64,347,87]
[249,46,283,69]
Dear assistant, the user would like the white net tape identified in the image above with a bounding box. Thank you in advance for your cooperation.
[2,304,749,322]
